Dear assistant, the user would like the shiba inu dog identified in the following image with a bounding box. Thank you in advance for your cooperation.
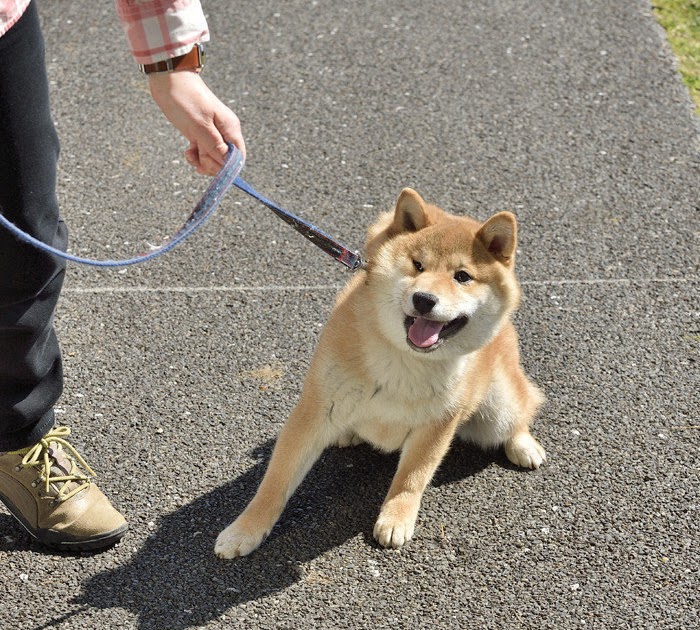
[215,188,545,558]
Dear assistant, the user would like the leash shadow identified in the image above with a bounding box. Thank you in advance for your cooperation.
[70,437,493,629]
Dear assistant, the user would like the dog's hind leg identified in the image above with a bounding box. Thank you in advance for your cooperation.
[504,427,546,470]
[215,397,336,559]
[458,367,546,469]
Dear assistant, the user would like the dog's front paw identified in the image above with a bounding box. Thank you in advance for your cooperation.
[505,432,547,470]
[215,517,269,559]
[373,495,420,549]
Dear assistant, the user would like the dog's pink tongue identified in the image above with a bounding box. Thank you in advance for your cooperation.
[408,317,444,348]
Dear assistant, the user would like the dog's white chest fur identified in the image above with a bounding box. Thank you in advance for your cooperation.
[324,347,470,452]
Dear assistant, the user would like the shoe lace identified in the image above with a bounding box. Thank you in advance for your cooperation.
[17,427,96,504]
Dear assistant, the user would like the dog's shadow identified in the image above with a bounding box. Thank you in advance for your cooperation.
[57,438,496,629]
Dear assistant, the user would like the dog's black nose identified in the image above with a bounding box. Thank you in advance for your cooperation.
[413,292,437,315]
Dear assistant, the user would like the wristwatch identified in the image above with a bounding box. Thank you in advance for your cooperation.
[139,43,204,75]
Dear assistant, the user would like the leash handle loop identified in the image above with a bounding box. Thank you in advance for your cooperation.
[0,145,245,267]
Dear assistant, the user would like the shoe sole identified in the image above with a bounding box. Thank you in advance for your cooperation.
[0,493,128,552]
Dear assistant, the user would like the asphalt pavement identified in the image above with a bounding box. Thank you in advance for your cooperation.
[1,1,698,628]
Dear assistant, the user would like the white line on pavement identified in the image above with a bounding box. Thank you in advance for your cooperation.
[60,276,697,295]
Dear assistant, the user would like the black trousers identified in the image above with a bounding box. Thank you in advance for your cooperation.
[0,2,66,451]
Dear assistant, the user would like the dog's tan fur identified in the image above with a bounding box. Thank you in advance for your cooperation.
[215,189,545,558]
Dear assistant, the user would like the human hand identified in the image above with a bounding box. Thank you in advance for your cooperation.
[148,70,246,176]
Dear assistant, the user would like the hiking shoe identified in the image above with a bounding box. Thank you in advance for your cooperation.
[0,426,127,551]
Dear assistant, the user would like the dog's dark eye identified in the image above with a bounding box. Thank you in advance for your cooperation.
[454,270,472,284]
[413,260,424,273]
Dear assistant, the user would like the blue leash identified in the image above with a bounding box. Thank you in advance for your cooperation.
[0,145,243,268]
[0,144,365,271]
[232,176,365,271]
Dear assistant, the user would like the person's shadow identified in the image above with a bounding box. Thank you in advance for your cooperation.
[28,438,498,629]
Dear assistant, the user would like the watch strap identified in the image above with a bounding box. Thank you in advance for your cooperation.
[140,44,204,75]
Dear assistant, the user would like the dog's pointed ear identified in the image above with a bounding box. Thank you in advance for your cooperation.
[365,189,437,261]
[476,212,518,265]
[392,188,430,234]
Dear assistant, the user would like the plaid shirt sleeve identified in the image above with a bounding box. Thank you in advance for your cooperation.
[114,0,210,65]
[0,0,31,37]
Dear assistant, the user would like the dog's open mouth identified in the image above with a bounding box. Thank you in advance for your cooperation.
[404,315,468,351]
